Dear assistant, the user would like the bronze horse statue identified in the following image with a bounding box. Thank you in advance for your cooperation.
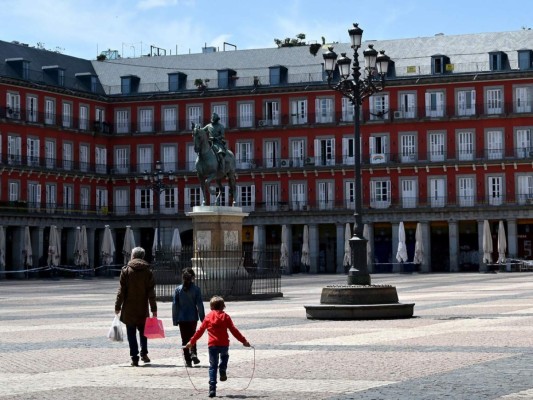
[193,124,237,206]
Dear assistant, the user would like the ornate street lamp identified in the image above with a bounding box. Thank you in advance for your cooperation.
[323,23,390,285]
[143,160,175,257]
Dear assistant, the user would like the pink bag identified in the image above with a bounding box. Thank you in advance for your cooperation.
[144,317,165,339]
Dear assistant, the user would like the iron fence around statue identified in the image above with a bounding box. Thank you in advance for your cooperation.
[152,245,282,301]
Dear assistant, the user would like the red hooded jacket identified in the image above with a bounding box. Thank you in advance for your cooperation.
[189,310,247,347]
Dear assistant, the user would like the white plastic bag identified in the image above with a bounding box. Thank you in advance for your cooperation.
[107,315,124,342]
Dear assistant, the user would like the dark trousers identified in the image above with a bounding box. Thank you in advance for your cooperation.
[178,321,198,362]
[208,346,229,388]
[126,323,147,361]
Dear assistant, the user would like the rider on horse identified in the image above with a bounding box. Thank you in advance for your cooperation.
[202,113,226,168]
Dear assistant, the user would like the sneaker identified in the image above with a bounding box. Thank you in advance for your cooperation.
[208,389,216,398]
[219,371,227,381]
[185,361,193,368]
[141,355,151,363]
[131,359,139,367]
[191,354,200,364]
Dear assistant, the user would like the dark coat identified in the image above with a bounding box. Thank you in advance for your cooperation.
[115,258,157,326]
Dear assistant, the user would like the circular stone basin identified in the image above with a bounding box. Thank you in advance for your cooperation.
[320,284,399,305]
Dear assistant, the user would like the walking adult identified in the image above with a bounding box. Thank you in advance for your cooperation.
[172,267,205,367]
[115,246,157,366]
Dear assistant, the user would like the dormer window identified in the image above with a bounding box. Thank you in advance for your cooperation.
[489,51,509,71]
[168,72,187,91]
[5,58,30,80]
[121,75,140,94]
[431,55,450,74]
[269,65,288,85]
[42,65,66,87]
[75,72,99,93]
[217,69,237,89]
[518,50,533,70]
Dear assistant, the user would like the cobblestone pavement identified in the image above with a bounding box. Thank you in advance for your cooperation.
[0,273,532,399]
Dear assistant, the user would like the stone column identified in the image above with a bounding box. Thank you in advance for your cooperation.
[366,223,375,274]
[478,220,487,272]
[257,225,266,271]
[421,222,431,273]
[12,227,24,277]
[449,220,459,272]
[308,224,319,274]
[285,224,293,274]
[336,223,345,274]
[391,222,400,273]
[507,219,517,258]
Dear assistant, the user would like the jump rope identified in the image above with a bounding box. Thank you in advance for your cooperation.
[181,345,256,393]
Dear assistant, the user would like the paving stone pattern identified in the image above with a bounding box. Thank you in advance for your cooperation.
[0,273,532,399]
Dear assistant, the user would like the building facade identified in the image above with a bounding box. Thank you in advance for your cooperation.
[1,30,532,276]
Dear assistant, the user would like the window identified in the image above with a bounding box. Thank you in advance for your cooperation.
[515,86,532,113]
[369,135,388,164]
[95,147,107,174]
[184,187,202,212]
[457,89,476,116]
[212,104,228,127]
[486,130,503,159]
[290,139,305,167]
[342,137,355,165]
[80,187,90,214]
[238,103,253,128]
[517,175,533,204]
[163,107,177,132]
[7,136,22,165]
[138,108,153,133]
[28,182,41,211]
[290,183,306,210]
[518,50,533,70]
[401,179,416,208]
[45,99,55,125]
[264,100,280,125]
[27,137,39,167]
[113,188,128,216]
[489,51,508,71]
[161,188,178,214]
[291,99,307,125]
[398,92,416,118]
[432,55,450,74]
[63,142,73,170]
[269,65,288,85]
[121,76,139,94]
[187,105,202,128]
[162,145,177,172]
[96,188,108,214]
[487,176,503,205]
[235,142,253,168]
[114,147,129,173]
[315,138,335,166]
[425,91,445,117]
[9,182,19,202]
[318,181,333,210]
[486,88,503,114]
[79,105,89,130]
[264,183,279,211]
[135,188,152,214]
[429,178,445,207]
[6,92,21,119]
[26,96,38,122]
[429,132,445,162]
[80,144,89,172]
[137,146,152,173]
[187,144,196,171]
[400,134,416,162]
[345,181,355,209]
[63,184,74,213]
[45,184,56,213]
[370,180,391,208]
[457,131,474,161]
[237,185,255,212]
[369,93,389,120]
[45,140,55,169]
[315,98,333,123]
[116,110,130,134]
[264,140,280,168]
[515,128,532,158]
[341,97,355,122]
[62,102,72,128]
[458,177,475,207]
[168,72,186,91]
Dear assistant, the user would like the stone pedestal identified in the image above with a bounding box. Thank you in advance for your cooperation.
[186,206,251,298]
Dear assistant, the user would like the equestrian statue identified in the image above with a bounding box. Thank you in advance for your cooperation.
[193,112,237,206]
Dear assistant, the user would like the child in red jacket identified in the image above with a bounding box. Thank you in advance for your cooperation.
[186,295,250,398]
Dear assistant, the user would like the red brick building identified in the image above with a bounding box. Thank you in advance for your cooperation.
[1,30,532,275]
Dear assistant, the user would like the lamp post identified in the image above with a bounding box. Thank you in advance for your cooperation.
[323,23,390,285]
[143,160,175,260]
